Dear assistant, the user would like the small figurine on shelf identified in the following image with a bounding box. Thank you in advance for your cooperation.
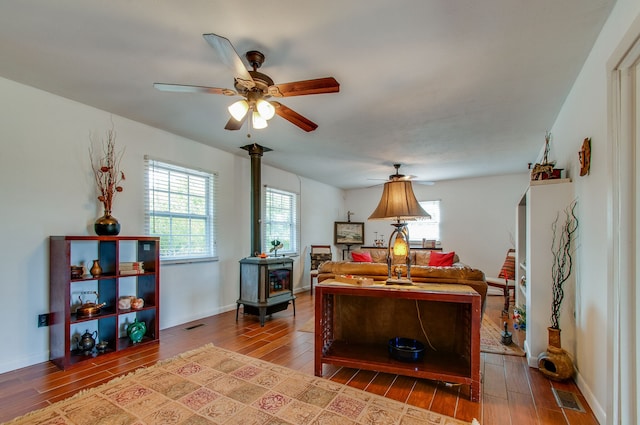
[530,131,561,181]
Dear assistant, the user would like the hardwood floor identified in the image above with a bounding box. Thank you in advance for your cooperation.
[0,291,599,424]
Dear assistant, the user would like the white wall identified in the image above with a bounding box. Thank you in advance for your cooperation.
[261,165,347,287]
[0,76,345,373]
[546,0,640,422]
[346,174,530,273]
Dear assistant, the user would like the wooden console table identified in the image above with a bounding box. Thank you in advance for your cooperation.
[314,281,481,401]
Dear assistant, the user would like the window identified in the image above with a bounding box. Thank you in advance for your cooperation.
[407,200,441,243]
[145,157,217,262]
[263,186,299,256]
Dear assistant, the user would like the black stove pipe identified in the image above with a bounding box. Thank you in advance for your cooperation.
[241,143,272,257]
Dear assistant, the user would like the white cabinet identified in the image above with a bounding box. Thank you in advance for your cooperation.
[515,179,574,367]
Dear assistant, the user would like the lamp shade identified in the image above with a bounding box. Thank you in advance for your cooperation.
[256,99,275,120]
[252,111,268,129]
[228,100,249,121]
[368,179,431,220]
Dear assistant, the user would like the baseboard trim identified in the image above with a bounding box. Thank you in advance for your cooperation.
[0,351,50,375]
[575,369,605,424]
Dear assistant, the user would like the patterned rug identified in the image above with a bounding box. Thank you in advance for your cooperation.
[5,344,476,425]
[299,316,525,357]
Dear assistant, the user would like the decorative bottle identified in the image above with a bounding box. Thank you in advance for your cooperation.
[90,260,102,277]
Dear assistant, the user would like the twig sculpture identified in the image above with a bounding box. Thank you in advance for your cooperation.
[550,200,578,329]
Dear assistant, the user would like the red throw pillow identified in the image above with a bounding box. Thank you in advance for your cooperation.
[428,251,455,267]
[351,251,373,262]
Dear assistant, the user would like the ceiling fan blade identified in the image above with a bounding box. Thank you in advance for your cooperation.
[397,174,417,181]
[224,113,247,131]
[154,83,236,96]
[268,77,339,97]
[271,101,318,132]
[203,33,255,90]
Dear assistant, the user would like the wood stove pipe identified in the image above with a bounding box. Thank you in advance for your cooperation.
[241,143,272,256]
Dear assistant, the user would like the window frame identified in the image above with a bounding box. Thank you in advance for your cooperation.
[262,186,299,257]
[144,156,218,263]
[407,200,441,245]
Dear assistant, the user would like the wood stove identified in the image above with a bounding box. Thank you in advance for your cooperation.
[237,257,295,326]
[237,143,296,326]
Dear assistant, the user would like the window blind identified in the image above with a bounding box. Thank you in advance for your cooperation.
[262,186,299,256]
[144,156,217,261]
[407,200,441,243]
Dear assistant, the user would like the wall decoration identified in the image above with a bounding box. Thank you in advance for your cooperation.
[530,131,561,180]
[334,221,365,245]
[579,137,591,176]
[90,124,125,235]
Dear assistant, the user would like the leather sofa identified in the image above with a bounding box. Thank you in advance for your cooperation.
[316,247,488,311]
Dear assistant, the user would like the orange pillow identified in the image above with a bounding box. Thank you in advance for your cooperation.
[351,251,373,262]
[428,251,455,267]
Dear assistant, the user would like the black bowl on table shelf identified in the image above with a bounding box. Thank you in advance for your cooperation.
[388,337,425,362]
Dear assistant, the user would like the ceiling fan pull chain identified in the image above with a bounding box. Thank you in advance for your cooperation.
[246,108,253,139]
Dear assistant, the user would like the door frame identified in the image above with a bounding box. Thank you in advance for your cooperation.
[607,14,640,425]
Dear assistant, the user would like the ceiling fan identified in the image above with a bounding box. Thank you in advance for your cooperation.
[368,164,435,186]
[154,33,340,132]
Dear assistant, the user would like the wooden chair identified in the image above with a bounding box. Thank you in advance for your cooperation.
[309,245,332,295]
[486,248,516,314]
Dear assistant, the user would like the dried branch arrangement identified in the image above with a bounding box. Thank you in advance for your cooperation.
[89,127,125,213]
[550,200,578,329]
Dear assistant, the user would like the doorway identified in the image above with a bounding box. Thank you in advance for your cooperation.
[608,18,640,425]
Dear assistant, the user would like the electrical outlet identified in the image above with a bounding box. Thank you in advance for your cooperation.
[38,313,49,327]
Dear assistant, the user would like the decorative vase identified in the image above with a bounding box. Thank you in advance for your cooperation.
[127,319,146,343]
[537,327,574,381]
[89,259,102,277]
[94,210,121,236]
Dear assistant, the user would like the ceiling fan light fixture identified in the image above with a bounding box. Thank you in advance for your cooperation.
[228,100,249,121]
[256,99,275,120]
[252,111,268,129]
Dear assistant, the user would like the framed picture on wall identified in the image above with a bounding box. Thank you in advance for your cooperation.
[334,222,365,245]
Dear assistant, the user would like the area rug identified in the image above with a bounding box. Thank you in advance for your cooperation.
[5,344,476,425]
[299,316,525,357]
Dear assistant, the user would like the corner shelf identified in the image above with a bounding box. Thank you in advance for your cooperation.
[515,180,573,367]
[49,236,160,370]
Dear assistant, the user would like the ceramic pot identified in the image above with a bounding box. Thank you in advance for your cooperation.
[537,327,574,381]
[127,319,146,343]
[94,210,121,236]
[89,260,102,277]
[131,297,144,309]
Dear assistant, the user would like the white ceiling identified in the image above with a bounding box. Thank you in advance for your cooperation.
[0,0,614,189]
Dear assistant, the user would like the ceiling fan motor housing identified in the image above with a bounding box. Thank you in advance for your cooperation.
[240,70,273,94]
[245,50,265,69]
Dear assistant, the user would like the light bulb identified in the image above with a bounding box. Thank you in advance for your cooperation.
[392,233,408,256]
[256,99,275,120]
[228,100,249,121]
[252,111,268,129]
